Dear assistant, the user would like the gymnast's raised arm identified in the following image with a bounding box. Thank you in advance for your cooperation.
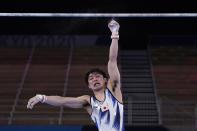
[107,19,122,103]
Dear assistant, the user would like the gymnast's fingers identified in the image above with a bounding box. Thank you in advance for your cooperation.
[29,99,39,109]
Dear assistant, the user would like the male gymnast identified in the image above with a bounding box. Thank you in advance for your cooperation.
[27,19,124,131]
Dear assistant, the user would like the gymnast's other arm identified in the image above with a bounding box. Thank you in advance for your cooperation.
[27,95,92,114]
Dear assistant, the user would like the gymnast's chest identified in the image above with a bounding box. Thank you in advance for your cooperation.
[92,99,115,115]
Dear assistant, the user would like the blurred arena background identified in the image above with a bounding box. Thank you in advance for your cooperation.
[0,1,197,131]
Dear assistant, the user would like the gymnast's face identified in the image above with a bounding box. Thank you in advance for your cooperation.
[88,72,107,91]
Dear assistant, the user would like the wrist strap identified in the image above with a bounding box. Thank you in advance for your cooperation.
[37,94,47,103]
[41,95,47,103]
[111,34,119,39]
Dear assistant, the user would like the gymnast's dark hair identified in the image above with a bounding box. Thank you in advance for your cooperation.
[85,68,109,85]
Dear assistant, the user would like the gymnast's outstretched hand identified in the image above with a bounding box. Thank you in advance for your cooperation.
[27,94,46,109]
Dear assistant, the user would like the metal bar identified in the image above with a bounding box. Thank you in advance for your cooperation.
[147,44,162,125]
[1,13,197,17]
[127,96,132,125]
[58,37,74,125]
[195,104,197,129]
[8,44,36,125]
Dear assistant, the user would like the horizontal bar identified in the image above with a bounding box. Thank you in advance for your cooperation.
[0,13,197,17]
